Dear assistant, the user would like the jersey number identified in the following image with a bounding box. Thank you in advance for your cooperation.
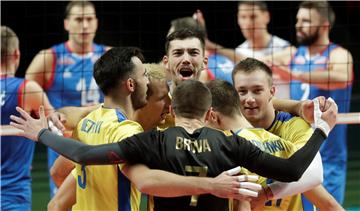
[76,77,100,106]
[77,165,87,189]
[300,83,310,100]
[185,165,208,206]
[0,91,5,106]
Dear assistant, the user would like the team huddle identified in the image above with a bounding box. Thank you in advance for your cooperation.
[1,1,353,211]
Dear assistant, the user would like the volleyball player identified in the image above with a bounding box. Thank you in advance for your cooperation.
[196,1,290,98]
[268,2,353,203]
[25,1,109,196]
[168,16,234,83]
[0,26,56,211]
[11,79,338,211]
[232,58,343,210]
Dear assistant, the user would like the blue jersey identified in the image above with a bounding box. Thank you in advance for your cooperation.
[1,77,35,211]
[46,42,105,109]
[289,43,352,203]
[45,42,106,197]
[207,52,234,84]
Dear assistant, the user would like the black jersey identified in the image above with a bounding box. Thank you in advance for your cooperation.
[38,126,326,211]
[116,126,325,211]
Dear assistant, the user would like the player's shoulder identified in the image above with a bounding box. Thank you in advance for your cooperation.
[329,44,353,59]
[272,35,290,44]
[277,111,310,125]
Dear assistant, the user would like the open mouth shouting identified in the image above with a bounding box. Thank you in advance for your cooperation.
[179,67,194,80]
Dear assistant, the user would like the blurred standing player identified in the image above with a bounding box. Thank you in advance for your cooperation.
[270,1,353,204]
[25,1,109,197]
[168,17,234,83]
[0,26,55,211]
[198,1,291,98]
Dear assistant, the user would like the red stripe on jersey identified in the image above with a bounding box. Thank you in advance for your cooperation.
[17,79,28,108]
[44,48,57,90]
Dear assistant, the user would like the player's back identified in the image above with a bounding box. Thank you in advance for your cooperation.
[132,126,256,211]
[1,77,35,210]
[72,105,141,211]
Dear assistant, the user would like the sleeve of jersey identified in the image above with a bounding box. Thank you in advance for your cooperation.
[268,152,323,199]
[235,128,326,182]
[38,129,128,165]
[115,130,163,167]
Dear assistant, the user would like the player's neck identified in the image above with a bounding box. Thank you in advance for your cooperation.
[67,40,93,54]
[249,32,271,50]
[103,96,133,120]
[175,116,204,134]
[249,106,275,129]
[0,63,16,77]
[221,114,253,131]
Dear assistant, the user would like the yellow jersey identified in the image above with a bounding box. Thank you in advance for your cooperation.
[266,111,315,211]
[72,105,142,211]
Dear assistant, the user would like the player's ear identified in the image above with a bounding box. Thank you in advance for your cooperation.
[269,85,275,101]
[205,107,213,122]
[162,55,169,71]
[64,19,69,32]
[126,78,136,93]
[169,105,176,118]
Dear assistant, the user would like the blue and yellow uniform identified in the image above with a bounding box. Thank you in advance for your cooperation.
[46,41,106,196]
[72,105,141,211]
[233,127,301,211]
[266,111,315,211]
[290,43,352,203]
[1,77,35,211]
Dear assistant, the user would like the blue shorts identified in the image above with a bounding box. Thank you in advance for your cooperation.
[48,148,59,198]
[322,161,346,204]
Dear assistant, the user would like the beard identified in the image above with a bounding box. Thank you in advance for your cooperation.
[131,79,148,110]
[296,27,320,46]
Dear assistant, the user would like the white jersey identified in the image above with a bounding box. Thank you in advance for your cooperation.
[236,35,290,99]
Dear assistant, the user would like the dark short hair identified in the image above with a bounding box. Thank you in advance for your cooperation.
[299,1,335,28]
[206,80,242,117]
[94,47,144,95]
[165,29,205,55]
[172,80,212,119]
[232,57,272,86]
[64,1,96,19]
[238,1,268,12]
[170,17,207,39]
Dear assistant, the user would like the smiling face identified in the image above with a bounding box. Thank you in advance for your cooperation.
[163,38,208,86]
[233,69,274,124]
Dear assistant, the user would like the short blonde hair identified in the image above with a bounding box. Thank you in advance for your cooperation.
[1,26,19,59]
[144,63,167,81]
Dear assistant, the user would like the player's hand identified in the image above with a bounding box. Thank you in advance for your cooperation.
[312,97,338,136]
[193,9,206,29]
[298,96,328,124]
[47,111,66,132]
[10,106,48,141]
[210,166,261,201]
